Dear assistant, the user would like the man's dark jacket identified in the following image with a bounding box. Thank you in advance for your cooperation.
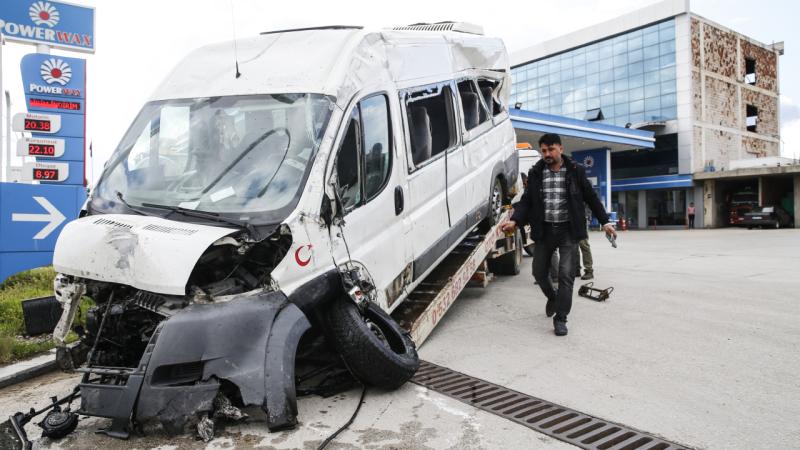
[511,154,609,242]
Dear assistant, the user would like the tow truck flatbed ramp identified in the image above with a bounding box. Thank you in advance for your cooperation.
[391,210,513,346]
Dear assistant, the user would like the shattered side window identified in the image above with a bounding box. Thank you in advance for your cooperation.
[457,79,490,130]
[478,78,505,117]
[405,84,457,168]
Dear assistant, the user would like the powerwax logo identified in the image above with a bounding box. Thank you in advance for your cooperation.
[583,155,595,168]
[0,0,94,51]
[29,2,60,27]
[40,58,71,85]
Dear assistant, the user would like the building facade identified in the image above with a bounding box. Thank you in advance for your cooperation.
[509,0,794,228]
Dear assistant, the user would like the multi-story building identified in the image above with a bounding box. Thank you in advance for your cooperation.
[509,0,798,228]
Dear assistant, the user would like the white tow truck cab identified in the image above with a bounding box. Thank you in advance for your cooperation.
[37,22,518,440]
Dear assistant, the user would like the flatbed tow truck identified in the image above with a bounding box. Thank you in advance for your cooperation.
[393,209,522,346]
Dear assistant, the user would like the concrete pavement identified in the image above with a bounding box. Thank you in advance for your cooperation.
[0,228,797,449]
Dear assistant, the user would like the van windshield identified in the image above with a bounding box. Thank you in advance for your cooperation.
[94,94,333,220]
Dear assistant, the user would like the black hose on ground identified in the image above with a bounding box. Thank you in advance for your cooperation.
[315,384,367,450]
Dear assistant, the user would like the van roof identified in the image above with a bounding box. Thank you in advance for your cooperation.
[149,26,509,108]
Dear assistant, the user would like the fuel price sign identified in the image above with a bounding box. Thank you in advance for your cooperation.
[17,137,66,158]
[12,112,62,135]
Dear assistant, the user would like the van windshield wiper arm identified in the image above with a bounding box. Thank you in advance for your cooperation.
[140,202,255,235]
[115,191,153,217]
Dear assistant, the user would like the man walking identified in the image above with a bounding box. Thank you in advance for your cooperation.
[502,133,616,336]
[687,202,696,229]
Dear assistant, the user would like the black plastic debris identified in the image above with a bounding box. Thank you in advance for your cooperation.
[21,296,62,336]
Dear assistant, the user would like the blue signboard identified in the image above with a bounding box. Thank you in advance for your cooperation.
[20,53,86,179]
[0,1,95,53]
[572,148,611,211]
[0,183,86,283]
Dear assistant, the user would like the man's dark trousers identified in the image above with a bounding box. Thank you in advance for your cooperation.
[532,223,578,320]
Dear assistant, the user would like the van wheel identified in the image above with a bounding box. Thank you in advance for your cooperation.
[488,229,522,275]
[325,299,419,390]
[489,178,504,225]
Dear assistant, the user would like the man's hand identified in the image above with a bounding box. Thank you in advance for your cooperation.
[501,220,517,234]
[602,223,617,239]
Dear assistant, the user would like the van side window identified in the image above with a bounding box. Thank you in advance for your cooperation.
[406,85,457,167]
[335,109,362,211]
[457,79,490,129]
[478,78,505,117]
[335,94,393,211]
[360,95,391,201]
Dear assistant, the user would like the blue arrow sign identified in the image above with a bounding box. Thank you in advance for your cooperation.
[0,182,86,283]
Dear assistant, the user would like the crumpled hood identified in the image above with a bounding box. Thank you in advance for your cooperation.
[53,214,237,295]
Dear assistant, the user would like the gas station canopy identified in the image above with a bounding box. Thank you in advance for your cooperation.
[510,109,655,153]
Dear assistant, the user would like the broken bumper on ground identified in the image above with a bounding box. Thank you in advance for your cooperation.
[77,291,310,437]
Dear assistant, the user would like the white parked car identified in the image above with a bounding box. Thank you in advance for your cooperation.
[46,23,518,437]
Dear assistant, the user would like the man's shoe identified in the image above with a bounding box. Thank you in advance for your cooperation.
[581,272,594,280]
[553,318,568,336]
[545,299,555,317]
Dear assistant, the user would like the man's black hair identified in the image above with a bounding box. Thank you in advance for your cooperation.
[538,133,562,146]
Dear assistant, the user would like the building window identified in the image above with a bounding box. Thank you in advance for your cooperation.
[611,134,678,179]
[745,58,757,85]
[746,104,758,132]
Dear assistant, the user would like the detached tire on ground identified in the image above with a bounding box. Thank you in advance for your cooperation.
[488,229,522,275]
[325,299,419,390]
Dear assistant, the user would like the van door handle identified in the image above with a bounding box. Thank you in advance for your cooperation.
[394,186,404,215]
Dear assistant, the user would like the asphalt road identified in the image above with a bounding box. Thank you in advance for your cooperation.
[1,227,798,449]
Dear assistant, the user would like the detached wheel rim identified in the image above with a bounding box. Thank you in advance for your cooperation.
[366,318,389,345]
[363,306,407,355]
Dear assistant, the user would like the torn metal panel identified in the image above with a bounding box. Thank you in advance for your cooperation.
[53,214,237,295]
[134,292,310,431]
[52,274,85,346]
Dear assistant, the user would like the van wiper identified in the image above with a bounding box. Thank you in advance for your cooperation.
[140,202,256,236]
[115,191,153,217]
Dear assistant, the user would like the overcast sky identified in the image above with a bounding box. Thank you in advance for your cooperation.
[1,0,797,183]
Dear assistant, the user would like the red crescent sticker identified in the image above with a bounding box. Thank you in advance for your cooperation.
[294,244,313,267]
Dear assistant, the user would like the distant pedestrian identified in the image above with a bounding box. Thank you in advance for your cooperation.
[687,202,696,229]
[575,209,594,280]
[577,239,594,280]
[502,133,615,336]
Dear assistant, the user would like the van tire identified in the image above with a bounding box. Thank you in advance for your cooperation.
[489,177,505,226]
[488,229,522,275]
[479,177,505,233]
[325,298,419,390]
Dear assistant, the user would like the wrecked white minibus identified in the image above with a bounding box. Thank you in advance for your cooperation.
[5,22,518,444]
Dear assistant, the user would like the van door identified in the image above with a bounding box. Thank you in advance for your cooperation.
[449,78,494,231]
[400,83,459,282]
[327,93,412,310]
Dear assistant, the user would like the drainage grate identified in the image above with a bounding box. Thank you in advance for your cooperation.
[411,361,692,450]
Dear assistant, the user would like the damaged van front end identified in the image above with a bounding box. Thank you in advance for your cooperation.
[49,213,317,438]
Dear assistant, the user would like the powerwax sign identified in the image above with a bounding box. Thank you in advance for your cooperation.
[0,0,95,53]
[15,53,86,184]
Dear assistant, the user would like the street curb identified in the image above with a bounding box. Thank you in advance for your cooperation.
[0,350,58,390]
